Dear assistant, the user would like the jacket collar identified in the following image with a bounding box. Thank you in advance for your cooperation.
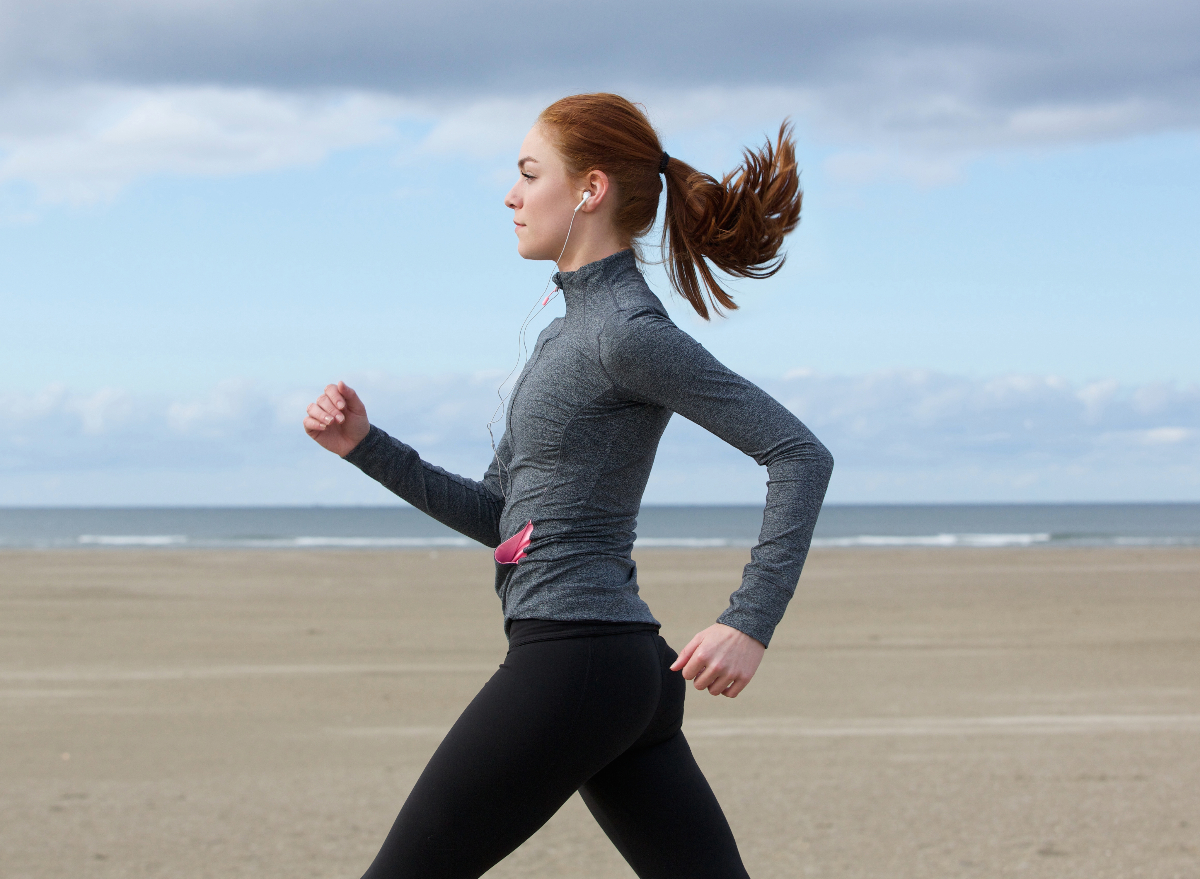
[552,249,637,311]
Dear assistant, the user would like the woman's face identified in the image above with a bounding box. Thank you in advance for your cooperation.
[505,124,582,261]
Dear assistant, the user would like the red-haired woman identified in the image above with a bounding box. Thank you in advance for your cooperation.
[305,93,833,879]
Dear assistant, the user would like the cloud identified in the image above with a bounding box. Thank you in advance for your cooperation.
[1138,427,1193,446]
[0,85,414,203]
[412,96,549,161]
[0,0,1197,199]
[769,370,1200,464]
[4,1,1196,120]
[3,369,1198,504]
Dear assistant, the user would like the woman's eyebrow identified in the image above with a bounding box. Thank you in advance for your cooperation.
[517,157,539,170]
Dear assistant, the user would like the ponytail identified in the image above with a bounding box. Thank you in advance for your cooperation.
[660,124,801,319]
[539,95,802,320]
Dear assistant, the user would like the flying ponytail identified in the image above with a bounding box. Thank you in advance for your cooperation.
[660,124,800,318]
[538,94,802,320]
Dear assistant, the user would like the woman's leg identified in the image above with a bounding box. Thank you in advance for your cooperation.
[580,732,751,879]
[579,635,751,879]
[360,632,662,879]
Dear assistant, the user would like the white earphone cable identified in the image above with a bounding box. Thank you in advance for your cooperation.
[486,194,588,497]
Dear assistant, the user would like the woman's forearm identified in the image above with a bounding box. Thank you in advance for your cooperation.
[715,429,834,645]
[345,425,505,548]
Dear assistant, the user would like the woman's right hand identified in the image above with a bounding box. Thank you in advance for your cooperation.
[304,381,371,457]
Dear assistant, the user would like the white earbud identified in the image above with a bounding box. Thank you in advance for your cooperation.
[574,192,591,212]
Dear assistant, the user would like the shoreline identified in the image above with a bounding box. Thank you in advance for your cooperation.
[5,541,1200,555]
[5,503,1199,553]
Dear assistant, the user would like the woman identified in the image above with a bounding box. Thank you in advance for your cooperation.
[304,93,833,879]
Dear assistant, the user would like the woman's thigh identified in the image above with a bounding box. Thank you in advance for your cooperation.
[578,636,750,879]
[580,731,751,879]
[360,633,661,879]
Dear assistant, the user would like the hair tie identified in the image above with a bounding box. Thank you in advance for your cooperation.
[658,151,670,174]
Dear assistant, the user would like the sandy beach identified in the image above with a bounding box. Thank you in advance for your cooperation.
[2,546,1198,878]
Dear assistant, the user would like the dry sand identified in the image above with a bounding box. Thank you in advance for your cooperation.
[2,547,1199,878]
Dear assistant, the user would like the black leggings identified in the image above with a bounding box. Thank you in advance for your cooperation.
[360,623,750,879]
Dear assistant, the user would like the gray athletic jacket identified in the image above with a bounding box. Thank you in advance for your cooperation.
[345,249,833,646]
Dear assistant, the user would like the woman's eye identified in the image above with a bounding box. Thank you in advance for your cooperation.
[522,172,535,181]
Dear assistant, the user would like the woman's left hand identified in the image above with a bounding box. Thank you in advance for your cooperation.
[669,623,765,698]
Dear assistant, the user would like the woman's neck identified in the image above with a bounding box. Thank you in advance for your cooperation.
[556,229,629,273]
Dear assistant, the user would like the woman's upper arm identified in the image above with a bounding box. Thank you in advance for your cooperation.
[599,310,834,647]
[599,310,830,468]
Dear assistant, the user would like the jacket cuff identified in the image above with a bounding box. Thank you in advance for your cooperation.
[343,423,388,466]
[715,580,793,648]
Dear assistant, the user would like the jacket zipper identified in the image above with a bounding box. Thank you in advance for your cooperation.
[506,323,560,431]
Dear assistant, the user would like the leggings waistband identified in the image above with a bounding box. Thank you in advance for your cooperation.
[506,618,660,649]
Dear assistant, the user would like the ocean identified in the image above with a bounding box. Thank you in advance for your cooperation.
[1,504,1198,550]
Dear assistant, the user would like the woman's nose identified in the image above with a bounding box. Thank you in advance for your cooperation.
[504,185,519,209]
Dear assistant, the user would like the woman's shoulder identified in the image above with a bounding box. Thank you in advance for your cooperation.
[603,269,670,321]
[598,291,672,347]
[597,295,720,390]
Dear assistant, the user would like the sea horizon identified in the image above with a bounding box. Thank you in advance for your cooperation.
[2,502,1199,550]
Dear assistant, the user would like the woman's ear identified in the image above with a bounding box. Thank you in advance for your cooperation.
[580,169,611,211]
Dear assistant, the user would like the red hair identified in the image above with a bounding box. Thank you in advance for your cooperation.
[538,93,802,319]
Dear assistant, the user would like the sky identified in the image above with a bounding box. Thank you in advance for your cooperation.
[1,0,1198,505]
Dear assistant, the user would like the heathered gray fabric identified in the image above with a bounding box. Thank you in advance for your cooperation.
[345,249,833,646]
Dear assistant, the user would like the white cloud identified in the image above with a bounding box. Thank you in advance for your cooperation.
[769,370,1200,460]
[1,0,1198,199]
[12,384,141,439]
[1140,427,1193,446]
[1077,379,1121,423]
[0,85,413,203]
[0,75,1195,204]
[164,378,284,439]
[413,97,549,162]
[3,370,1198,504]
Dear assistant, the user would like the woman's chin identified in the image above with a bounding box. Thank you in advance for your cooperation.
[516,242,548,262]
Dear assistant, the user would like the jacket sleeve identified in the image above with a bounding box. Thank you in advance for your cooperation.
[599,309,834,647]
[343,424,507,548]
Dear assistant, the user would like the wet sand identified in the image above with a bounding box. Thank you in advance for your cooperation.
[2,547,1198,878]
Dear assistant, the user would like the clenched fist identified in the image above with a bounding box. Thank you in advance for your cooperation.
[304,381,371,457]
